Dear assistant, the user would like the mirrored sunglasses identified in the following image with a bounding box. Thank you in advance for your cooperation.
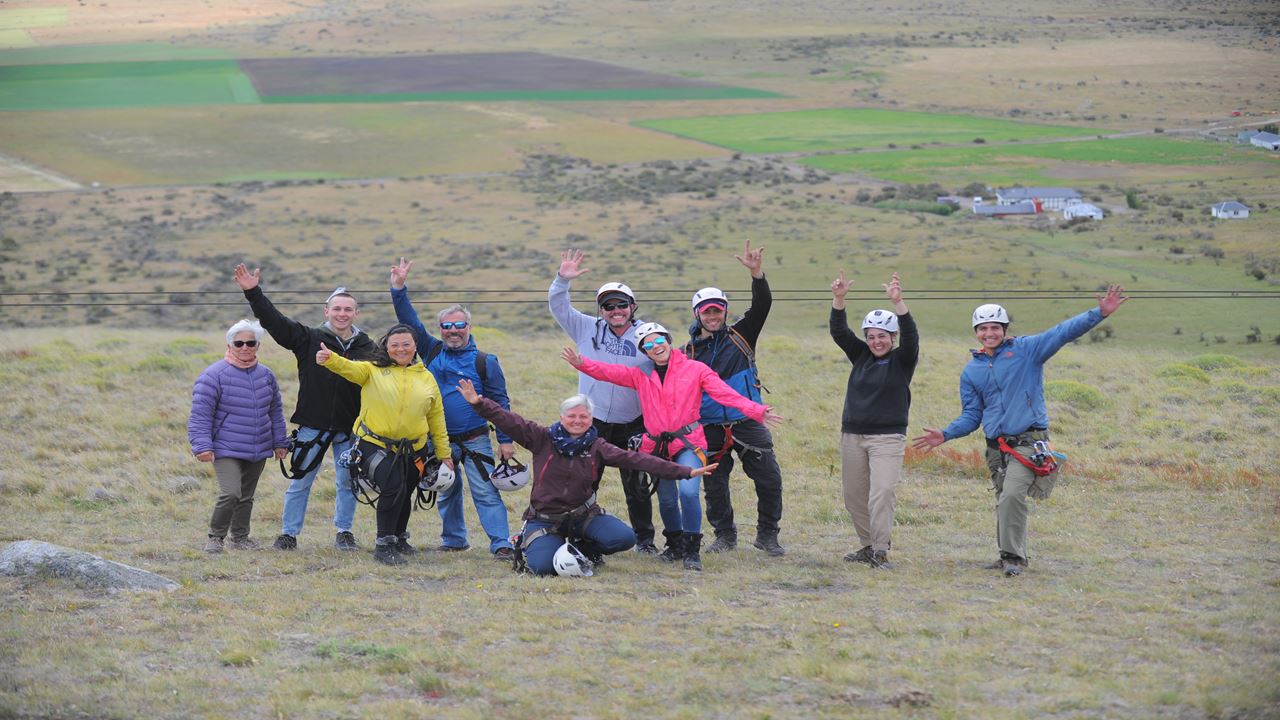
[641,336,669,350]
[439,321,469,330]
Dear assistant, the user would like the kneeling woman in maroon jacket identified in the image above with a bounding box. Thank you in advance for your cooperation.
[456,379,717,576]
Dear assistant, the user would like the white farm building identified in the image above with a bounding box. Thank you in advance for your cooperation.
[996,187,1083,211]
[1211,201,1250,219]
[1063,203,1104,220]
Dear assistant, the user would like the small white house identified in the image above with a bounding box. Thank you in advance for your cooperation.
[1250,131,1280,150]
[1211,201,1250,219]
[1063,203,1104,221]
[973,197,1037,216]
[996,187,1082,210]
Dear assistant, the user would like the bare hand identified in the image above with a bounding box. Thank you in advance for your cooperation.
[390,257,413,290]
[882,272,903,304]
[441,457,455,471]
[234,264,260,291]
[195,451,214,462]
[762,408,785,427]
[911,428,945,452]
[558,249,589,280]
[561,346,584,368]
[734,239,765,278]
[274,448,288,460]
[831,269,850,301]
[316,342,331,365]
[497,443,516,462]
[688,462,720,478]
[1097,284,1128,317]
[456,378,481,404]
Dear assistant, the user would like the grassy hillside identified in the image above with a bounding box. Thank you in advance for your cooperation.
[0,327,1276,718]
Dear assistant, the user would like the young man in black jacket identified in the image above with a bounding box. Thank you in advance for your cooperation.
[234,264,377,551]
[686,241,786,556]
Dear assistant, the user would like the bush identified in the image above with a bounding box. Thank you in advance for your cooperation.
[1125,190,1142,209]
[872,200,955,215]
[1045,380,1107,410]
[1186,354,1244,371]
[1156,364,1210,383]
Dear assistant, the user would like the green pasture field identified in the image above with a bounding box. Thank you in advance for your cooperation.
[0,60,258,111]
[0,328,1275,718]
[634,109,1104,154]
[798,136,1277,185]
[0,103,724,184]
[263,86,780,104]
[0,7,67,31]
[0,43,235,66]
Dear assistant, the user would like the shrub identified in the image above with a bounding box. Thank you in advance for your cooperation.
[1156,364,1210,383]
[1045,380,1107,410]
[1186,354,1244,371]
[873,200,955,215]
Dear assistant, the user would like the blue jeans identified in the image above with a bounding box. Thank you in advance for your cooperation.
[280,427,356,536]
[523,513,636,576]
[435,434,512,553]
[655,448,703,533]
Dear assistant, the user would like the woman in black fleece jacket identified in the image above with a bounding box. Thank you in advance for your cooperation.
[829,271,919,570]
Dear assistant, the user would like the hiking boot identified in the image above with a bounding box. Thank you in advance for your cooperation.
[436,543,470,552]
[683,533,703,572]
[634,539,659,555]
[272,534,297,551]
[657,531,685,563]
[983,558,1004,570]
[705,531,737,554]
[493,547,514,561]
[1001,554,1026,577]
[394,535,418,556]
[203,536,225,554]
[844,545,875,564]
[752,531,785,557]
[871,550,893,570]
[374,537,406,566]
[334,531,359,551]
[227,536,260,551]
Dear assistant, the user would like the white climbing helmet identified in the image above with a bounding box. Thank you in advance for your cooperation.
[972,303,1010,328]
[552,542,595,577]
[419,462,456,494]
[489,458,530,492]
[861,309,899,334]
[596,282,635,305]
[691,287,729,312]
[633,322,671,344]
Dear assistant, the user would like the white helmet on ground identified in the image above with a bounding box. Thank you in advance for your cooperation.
[419,461,456,494]
[490,459,530,492]
[972,303,1010,328]
[552,542,595,577]
[861,309,899,334]
[633,322,671,344]
[691,287,729,312]
[596,282,635,305]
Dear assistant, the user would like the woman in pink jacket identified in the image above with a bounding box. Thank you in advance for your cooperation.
[563,322,782,570]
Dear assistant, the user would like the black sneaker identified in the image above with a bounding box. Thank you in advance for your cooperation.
[273,534,297,551]
[373,544,406,566]
[437,543,470,552]
[844,546,875,564]
[394,536,418,556]
[871,550,893,570]
[1001,554,1026,577]
[705,533,737,554]
[334,531,358,551]
[634,540,658,555]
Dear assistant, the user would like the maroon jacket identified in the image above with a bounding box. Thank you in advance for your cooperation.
[472,397,694,517]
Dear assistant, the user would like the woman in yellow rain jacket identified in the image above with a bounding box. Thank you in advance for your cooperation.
[318,323,452,566]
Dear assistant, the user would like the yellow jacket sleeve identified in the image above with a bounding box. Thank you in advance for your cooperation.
[424,374,450,458]
[323,352,372,386]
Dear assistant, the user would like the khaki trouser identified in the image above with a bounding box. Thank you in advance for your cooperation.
[209,457,266,540]
[841,433,905,552]
[985,438,1042,561]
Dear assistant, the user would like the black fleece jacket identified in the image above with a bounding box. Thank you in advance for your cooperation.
[829,308,919,435]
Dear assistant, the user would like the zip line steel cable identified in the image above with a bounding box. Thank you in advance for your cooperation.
[0,287,1275,308]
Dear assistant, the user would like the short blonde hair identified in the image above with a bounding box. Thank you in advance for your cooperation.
[226,319,264,346]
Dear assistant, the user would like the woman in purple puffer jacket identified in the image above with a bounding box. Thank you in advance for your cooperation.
[188,319,288,554]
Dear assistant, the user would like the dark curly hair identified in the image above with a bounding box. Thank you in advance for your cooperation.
[372,324,420,367]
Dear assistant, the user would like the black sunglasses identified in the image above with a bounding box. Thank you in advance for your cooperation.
[600,301,632,311]
[232,340,259,348]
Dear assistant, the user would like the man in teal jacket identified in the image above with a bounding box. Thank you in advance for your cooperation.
[913,285,1127,576]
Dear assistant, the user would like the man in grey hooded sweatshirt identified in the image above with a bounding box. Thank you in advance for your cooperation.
[549,249,659,554]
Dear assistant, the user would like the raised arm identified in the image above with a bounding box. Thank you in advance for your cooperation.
[236,264,311,351]
[464,385,547,450]
[388,258,442,358]
[548,249,597,339]
[318,343,372,385]
[829,269,869,361]
[731,240,772,343]
[572,353,643,389]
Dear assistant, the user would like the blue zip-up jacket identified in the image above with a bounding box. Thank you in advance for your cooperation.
[390,286,513,444]
[686,275,770,425]
[942,307,1104,441]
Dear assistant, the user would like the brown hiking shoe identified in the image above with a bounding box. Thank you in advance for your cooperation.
[202,536,225,554]
[844,546,875,564]
[227,537,261,550]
